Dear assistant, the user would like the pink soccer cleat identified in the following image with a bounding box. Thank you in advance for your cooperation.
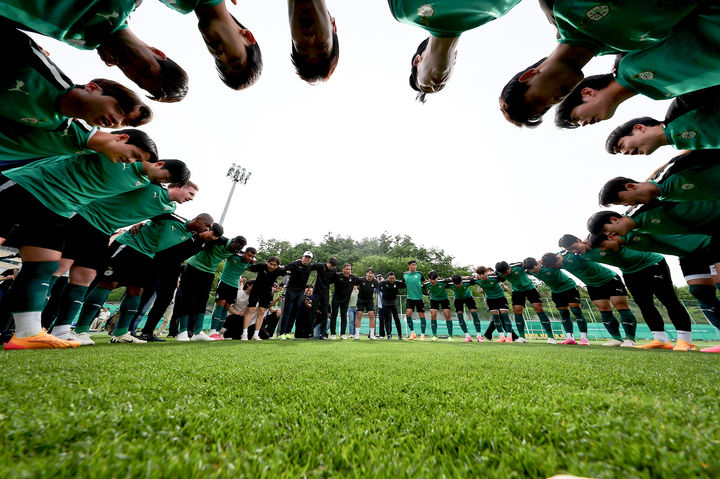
[579,337,590,346]
[209,333,224,340]
[700,344,720,353]
[464,336,473,342]
[560,338,577,345]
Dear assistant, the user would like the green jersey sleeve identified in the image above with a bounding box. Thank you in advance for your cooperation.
[115,214,192,258]
[0,120,95,166]
[158,0,224,14]
[187,239,232,274]
[219,255,252,287]
[665,103,720,150]
[655,164,720,202]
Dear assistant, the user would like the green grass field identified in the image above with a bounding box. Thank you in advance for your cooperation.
[2,338,719,478]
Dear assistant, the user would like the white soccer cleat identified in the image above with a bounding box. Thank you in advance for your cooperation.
[191,331,215,342]
[602,339,622,347]
[330,334,337,340]
[240,334,249,341]
[353,332,360,340]
[176,331,190,342]
[55,330,95,346]
[620,339,637,348]
[110,333,146,344]
[514,337,527,343]
[547,337,557,344]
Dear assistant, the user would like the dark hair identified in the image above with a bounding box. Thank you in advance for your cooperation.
[555,74,614,129]
[328,257,338,266]
[232,235,248,248]
[541,252,560,268]
[343,263,352,268]
[215,16,262,90]
[428,270,438,280]
[451,274,462,284]
[475,266,488,275]
[408,260,417,265]
[211,223,224,237]
[499,57,547,128]
[111,129,158,162]
[521,257,538,271]
[243,278,255,291]
[245,247,257,255]
[150,57,189,103]
[409,37,430,103]
[495,261,509,273]
[387,271,395,276]
[291,29,339,83]
[558,234,580,249]
[91,78,152,126]
[605,117,662,153]
[159,159,190,184]
[268,256,281,264]
[588,233,609,249]
[598,176,638,206]
[366,267,374,273]
[586,211,621,235]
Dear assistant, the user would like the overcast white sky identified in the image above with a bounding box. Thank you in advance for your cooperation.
[33,1,683,282]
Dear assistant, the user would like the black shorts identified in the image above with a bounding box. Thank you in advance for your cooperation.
[586,275,627,301]
[511,288,542,306]
[679,255,717,280]
[430,298,450,310]
[406,298,425,313]
[101,242,154,288]
[454,296,477,312]
[62,215,111,271]
[551,288,581,308]
[356,297,374,312]
[248,290,273,309]
[486,296,509,311]
[216,281,239,303]
[0,175,68,251]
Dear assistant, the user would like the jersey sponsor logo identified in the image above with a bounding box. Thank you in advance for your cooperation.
[637,71,655,81]
[153,192,159,199]
[680,131,697,139]
[681,183,695,190]
[8,80,29,95]
[417,4,434,17]
[585,5,609,21]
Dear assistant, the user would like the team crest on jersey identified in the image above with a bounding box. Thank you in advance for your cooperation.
[417,4,434,17]
[20,117,40,124]
[135,181,142,187]
[633,237,641,242]
[650,218,661,224]
[65,38,87,47]
[637,71,655,81]
[680,131,697,139]
[8,81,29,95]
[104,268,114,277]
[681,183,695,190]
[585,5,609,21]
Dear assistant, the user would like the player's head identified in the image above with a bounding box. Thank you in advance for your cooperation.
[289,3,338,83]
[540,252,562,268]
[144,159,190,185]
[74,79,152,128]
[168,180,198,204]
[366,267,375,279]
[188,213,214,234]
[598,176,659,207]
[494,261,510,275]
[475,266,489,279]
[97,34,188,102]
[242,246,257,262]
[243,278,255,292]
[104,129,159,163]
[555,74,616,128]
[521,257,539,272]
[409,37,457,103]
[342,263,352,275]
[558,234,587,254]
[387,271,395,282]
[451,273,462,285]
[327,257,338,269]
[408,260,418,272]
[302,251,313,265]
[500,56,581,128]
[587,211,634,236]
[605,117,664,155]
[199,15,262,90]
[268,256,281,271]
[428,270,439,282]
[229,235,248,253]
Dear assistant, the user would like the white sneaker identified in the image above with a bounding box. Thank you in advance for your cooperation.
[515,337,528,343]
[620,339,637,348]
[330,334,337,340]
[547,337,557,344]
[603,339,622,347]
[251,335,261,341]
[55,330,95,346]
[240,334,248,341]
[191,331,214,341]
[353,333,360,340]
[176,331,190,342]
[370,334,377,340]
[340,334,348,340]
[110,333,146,344]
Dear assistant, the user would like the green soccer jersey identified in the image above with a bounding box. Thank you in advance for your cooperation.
[630,200,720,236]
[0,0,134,50]
[219,255,252,287]
[446,279,477,299]
[475,276,505,300]
[580,248,663,275]
[664,103,720,150]
[497,265,534,292]
[0,120,95,166]
[616,5,720,100]
[423,280,449,301]
[389,0,521,38]
[527,267,576,294]
[554,0,702,55]
[652,163,720,202]
[77,184,175,235]
[403,271,425,300]
[115,215,192,258]
[622,232,712,258]
[159,0,224,14]
[560,252,617,287]
[187,238,233,274]
[4,154,150,218]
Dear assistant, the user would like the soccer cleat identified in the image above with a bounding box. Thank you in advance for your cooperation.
[476,335,485,343]
[514,337,528,343]
[431,336,438,342]
[176,331,190,342]
[340,334,348,340]
[579,337,590,346]
[494,336,505,342]
[700,344,720,353]
[370,334,377,340]
[620,339,637,348]
[408,331,417,340]
[139,333,166,342]
[209,333,224,341]
[602,339,622,347]
[251,336,262,341]
[3,331,80,350]
[240,334,249,341]
[560,338,577,345]
[330,335,336,340]
[447,337,454,342]
[547,337,558,344]
[191,331,215,342]
[353,332,360,340]
[110,333,147,344]
[463,336,472,342]
[635,339,673,350]
[673,339,697,352]
[420,334,426,341]
[55,330,95,346]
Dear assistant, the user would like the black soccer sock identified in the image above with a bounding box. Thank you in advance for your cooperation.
[570,307,588,333]
[600,310,622,340]
[514,313,525,338]
[618,309,637,341]
[537,311,553,337]
[559,309,574,335]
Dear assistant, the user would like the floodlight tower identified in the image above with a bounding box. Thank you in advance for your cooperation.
[219,163,251,225]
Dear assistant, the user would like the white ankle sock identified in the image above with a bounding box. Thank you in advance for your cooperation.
[13,312,43,338]
[652,331,669,342]
[581,332,588,340]
[252,331,260,337]
[242,328,248,336]
[677,331,692,343]
[52,324,71,336]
